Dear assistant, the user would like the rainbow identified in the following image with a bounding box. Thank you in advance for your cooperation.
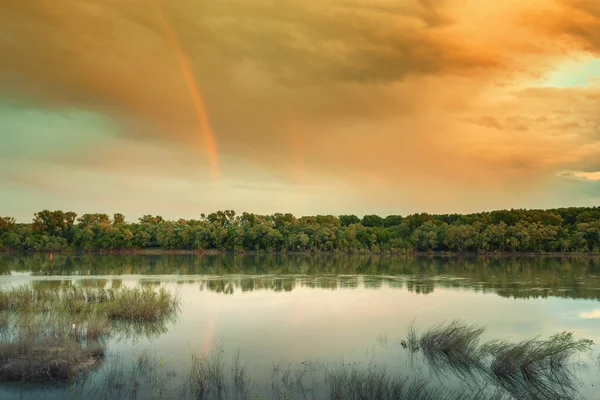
[156,8,220,179]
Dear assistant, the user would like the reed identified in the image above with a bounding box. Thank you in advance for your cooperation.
[0,285,181,323]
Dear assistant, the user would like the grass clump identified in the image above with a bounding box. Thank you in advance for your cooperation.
[401,318,420,353]
[486,332,593,399]
[0,285,181,323]
[101,287,179,322]
[0,283,180,384]
[0,338,103,382]
[327,363,506,400]
[0,316,104,382]
[188,344,226,398]
[413,320,594,400]
[488,332,593,380]
[187,345,254,400]
[419,320,487,367]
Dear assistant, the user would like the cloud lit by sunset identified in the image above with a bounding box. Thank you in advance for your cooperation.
[1,0,599,220]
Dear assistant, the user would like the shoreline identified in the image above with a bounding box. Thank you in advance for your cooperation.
[1,249,599,257]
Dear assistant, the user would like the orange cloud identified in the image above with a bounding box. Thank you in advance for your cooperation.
[1,0,599,214]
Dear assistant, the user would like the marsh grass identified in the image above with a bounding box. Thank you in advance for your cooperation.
[415,320,594,399]
[400,318,420,353]
[484,332,593,399]
[2,332,590,400]
[188,343,226,398]
[231,350,250,398]
[420,320,486,360]
[2,312,111,345]
[100,287,180,322]
[0,312,107,383]
[418,320,488,380]
[376,333,388,348]
[84,351,177,400]
[0,336,103,382]
[0,285,181,323]
[0,288,594,400]
[0,284,180,384]
[271,360,322,399]
[327,362,506,400]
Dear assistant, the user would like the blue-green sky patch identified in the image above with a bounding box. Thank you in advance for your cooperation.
[0,102,120,160]
[542,58,600,88]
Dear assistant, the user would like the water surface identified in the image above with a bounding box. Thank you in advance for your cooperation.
[1,254,600,399]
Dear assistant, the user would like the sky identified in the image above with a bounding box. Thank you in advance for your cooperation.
[1,0,600,222]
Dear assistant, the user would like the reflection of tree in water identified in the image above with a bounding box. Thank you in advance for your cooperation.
[316,277,338,290]
[3,253,600,300]
[338,276,360,289]
[406,280,435,295]
[138,280,161,287]
[240,278,255,292]
[200,279,236,294]
[111,279,122,289]
[363,279,383,289]
[31,280,72,291]
[282,279,294,292]
[78,279,108,289]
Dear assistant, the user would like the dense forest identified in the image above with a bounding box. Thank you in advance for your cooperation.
[0,207,599,253]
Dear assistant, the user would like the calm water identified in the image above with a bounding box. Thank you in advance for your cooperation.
[1,254,600,399]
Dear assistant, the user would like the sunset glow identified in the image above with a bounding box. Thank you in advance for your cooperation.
[156,7,221,179]
[1,0,599,219]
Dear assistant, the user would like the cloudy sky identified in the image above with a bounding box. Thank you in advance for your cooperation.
[1,0,599,221]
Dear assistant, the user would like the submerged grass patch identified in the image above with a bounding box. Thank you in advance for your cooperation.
[0,285,181,323]
[0,284,180,384]
[485,332,593,399]
[101,287,178,322]
[0,315,104,382]
[65,346,512,400]
[419,320,487,366]
[0,327,595,399]
[0,338,103,382]
[187,344,254,399]
[488,332,593,380]
[328,364,507,400]
[415,321,594,400]
[7,312,112,344]
[400,318,420,353]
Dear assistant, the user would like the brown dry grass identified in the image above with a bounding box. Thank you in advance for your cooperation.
[0,337,103,381]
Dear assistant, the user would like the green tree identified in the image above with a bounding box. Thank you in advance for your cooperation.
[339,215,360,227]
[113,213,126,226]
[0,217,16,232]
[361,215,384,228]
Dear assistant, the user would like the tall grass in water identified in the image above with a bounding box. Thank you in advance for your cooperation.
[420,320,486,360]
[416,320,594,400]
[0,312,111,346]
[100,287,180,322]
[188,343,226,398]
[231,350,250,397]
[66,346,510,400]
[328,364,506,400]
[0,285,181,323]
[0,338,103,382]
[418,320,488,381]
[0,315,104,382]
[271,360,321,398]
[400,318,420,353]
[2,332,591,400]
[0,284,180,383]
[485,332,593,399]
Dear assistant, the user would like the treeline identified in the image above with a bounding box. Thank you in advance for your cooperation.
[0,207,599,253]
